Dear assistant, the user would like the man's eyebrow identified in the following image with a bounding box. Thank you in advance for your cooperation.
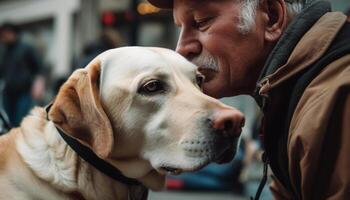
[173,0,206,25]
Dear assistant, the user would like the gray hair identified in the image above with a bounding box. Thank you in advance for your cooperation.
[237,0,306,34]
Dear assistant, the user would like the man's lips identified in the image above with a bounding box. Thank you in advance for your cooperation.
[198,67,217,83]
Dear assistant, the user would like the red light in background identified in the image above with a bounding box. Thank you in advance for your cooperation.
[102,12,116,26]
[166,179,185,190]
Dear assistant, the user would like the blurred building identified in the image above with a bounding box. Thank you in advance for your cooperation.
[0,0,177,84]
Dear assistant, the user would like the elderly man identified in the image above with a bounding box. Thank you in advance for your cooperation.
[148,0,350,199]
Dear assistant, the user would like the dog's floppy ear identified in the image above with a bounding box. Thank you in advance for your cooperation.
[49,59,113,158]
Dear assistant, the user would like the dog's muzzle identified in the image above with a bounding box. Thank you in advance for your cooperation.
[181,136,237,163]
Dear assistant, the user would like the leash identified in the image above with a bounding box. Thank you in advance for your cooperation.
[0,108,11,134]
[250,117,269,200]
[45,104,141,186]
[250,152,269,200]
[0,81,11,134]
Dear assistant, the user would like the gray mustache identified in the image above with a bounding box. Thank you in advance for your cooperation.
[191,55,219,72]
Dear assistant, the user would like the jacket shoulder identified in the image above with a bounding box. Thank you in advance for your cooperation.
[290,54,350,135]
[287,54,350,198]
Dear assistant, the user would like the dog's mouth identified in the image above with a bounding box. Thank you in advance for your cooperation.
[158,159,211,175]
[159,166,183,175]
[157,140,236,175]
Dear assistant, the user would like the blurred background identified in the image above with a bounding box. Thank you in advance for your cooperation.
[0,0,349,199]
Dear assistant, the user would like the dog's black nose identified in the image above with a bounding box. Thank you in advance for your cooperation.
[210,108,245,137]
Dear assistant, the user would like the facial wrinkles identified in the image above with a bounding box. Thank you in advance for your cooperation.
[191,53,219,72]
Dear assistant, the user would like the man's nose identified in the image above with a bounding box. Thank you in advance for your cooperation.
[210,108,245,137]
[175,29,201,60]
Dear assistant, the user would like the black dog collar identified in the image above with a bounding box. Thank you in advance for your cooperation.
[45,104,141,186]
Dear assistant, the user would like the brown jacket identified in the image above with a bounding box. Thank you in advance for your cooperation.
[257,12,350,199]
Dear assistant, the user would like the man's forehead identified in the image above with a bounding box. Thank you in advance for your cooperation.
[150,0,226,9]
[174,0,215,10]
[173,0,231,22]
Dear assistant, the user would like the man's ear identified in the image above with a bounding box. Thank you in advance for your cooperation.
[260,0,288,42]
[48,59,113,158]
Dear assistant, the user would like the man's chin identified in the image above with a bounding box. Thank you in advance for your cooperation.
[202,83,226,99]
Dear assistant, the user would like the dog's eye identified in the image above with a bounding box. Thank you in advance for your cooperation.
[196,74,205,87]
[139,80,165,95]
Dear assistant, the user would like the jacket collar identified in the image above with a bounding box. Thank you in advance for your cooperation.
[253,1,347,108]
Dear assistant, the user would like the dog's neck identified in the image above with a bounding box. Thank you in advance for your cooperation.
[16,108,80,191]
[15,107,164,199]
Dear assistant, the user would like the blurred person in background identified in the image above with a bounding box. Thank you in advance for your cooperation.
[148,0,350,199]
[0,22,45,127]
[76,28,125,69]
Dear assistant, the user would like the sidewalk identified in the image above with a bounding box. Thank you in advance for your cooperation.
[149,191,246,200]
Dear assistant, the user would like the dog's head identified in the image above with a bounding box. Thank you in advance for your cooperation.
[49,47,244,188]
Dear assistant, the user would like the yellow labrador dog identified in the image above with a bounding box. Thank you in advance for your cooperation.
[0,47,244,200]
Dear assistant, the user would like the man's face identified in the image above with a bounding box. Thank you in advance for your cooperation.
[174,0,270,98]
